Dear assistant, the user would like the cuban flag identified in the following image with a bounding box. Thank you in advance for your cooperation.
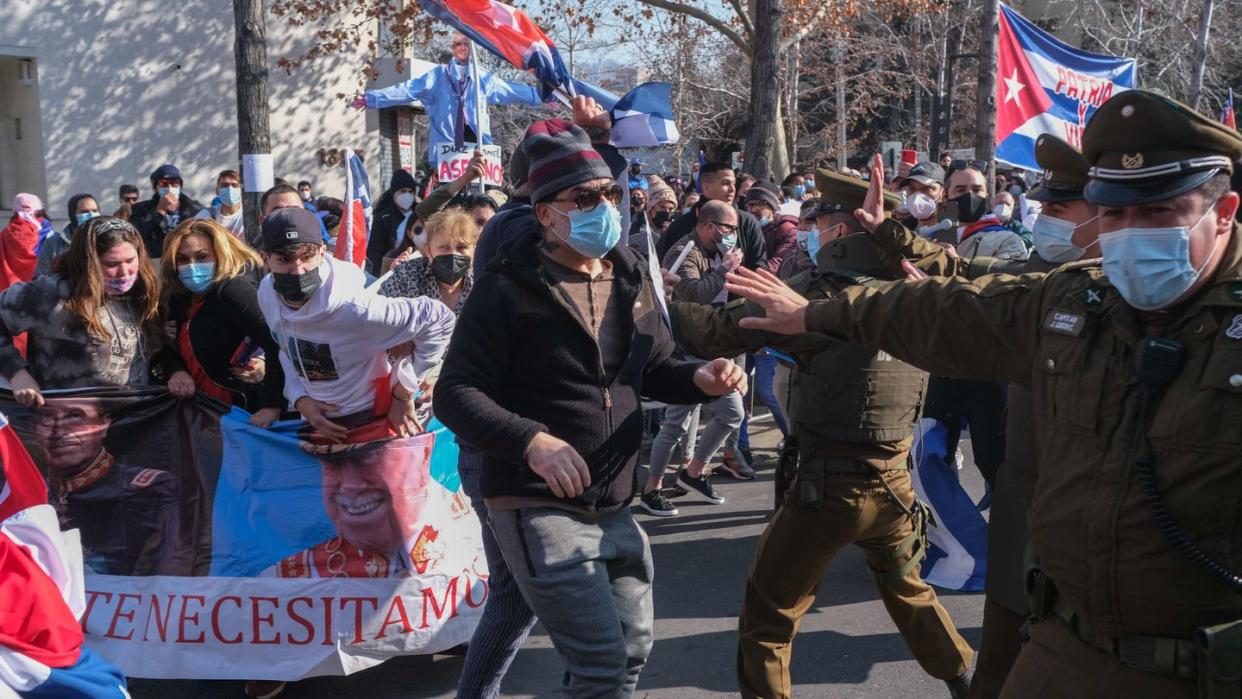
[418,0,571,101]
[0,412,129,698]
[419,0,680,147]
[334,150,371,269]
[908,419,988,592]
[1223,89,1237,130]
[995,3,1137,171]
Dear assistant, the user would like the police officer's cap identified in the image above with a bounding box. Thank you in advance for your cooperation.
[1082,89,1242,207]
[1028,135,1088,204]
[812,168,901,218]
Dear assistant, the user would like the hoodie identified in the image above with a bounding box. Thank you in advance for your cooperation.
[257,256,456,417]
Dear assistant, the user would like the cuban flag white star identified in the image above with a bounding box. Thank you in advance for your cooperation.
[1003,67,1026,104]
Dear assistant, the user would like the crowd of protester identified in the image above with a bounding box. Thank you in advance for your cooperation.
[1,90,1062,699]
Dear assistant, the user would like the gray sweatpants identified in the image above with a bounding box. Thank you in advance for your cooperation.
[648,390,745,482]
[488,506,654,698]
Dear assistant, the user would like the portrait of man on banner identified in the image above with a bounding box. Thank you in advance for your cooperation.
[30,397,179,577]
[264,435,449,579]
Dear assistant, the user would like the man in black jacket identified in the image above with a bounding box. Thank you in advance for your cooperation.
[435,119,745,697]
[655,161,768,269]
[128,163,202,258]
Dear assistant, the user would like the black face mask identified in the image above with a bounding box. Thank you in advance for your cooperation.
[652,210,673,227]
[272,266,323,303]
[431,253,471,285]
[950,192,989,224]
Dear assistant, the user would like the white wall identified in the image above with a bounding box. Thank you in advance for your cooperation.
[0,0,379,218]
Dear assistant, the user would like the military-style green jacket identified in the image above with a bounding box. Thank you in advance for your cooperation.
[670,227,931,466]
[801,224,1242,639]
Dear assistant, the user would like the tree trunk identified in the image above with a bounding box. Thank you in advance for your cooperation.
[743,0,783,181]
[785,44,800,168]
[1188,0,1215,109]
[975,0,998,193]
[233,0,273,244]
[835,44,847,170]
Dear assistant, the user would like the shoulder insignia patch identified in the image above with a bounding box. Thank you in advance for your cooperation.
[1043,308,1087,337]
[1226,314,1242,340]
[1082,286,1107,309]
[130,468,164,489]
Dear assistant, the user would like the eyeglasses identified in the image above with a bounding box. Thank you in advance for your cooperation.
[708,221,739,234]
[552,185,623,212]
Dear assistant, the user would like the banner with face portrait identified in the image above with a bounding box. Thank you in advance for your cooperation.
[0,388,487,681]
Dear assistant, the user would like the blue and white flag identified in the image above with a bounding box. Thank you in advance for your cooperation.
[995,3,1137,171]
[571,79,680,148]
[909,419,988,592]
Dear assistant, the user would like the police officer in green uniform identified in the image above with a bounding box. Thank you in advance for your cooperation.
[724,90,1242,698]
[669,170,975,699]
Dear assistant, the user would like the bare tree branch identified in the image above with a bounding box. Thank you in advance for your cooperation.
[633,0,752,54]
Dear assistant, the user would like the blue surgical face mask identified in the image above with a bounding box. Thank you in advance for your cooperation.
[1033,214,1093,264]
[75,211,99,226]
[218,186,242,206]
[806,227,823,264]
[158,185,181,199]
[795,230,810,250]
[1098,207,1218,311]
[793,184,806,199]
[758,215,773,227]
[178,261,216,294]
[718,232,738,252]
[550,202,622,259]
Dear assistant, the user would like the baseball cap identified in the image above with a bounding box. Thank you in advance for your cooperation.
[901,162,946,188]
[260,207,323,251]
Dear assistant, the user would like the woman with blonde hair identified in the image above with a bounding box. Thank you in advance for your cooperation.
[154,218,285,427]
[379,208,479,313]
[0,216,184,406]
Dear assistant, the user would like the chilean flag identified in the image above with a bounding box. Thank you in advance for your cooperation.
[418,0,571,100]
[1223,89,1237,130]
[995,3,1136,170]
[0,412,129,698]
[334,150,371,270]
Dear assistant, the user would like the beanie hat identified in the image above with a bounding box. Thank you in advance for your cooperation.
[745,183,782,211]
[523,119,614,203]
[389,168,417,193]
[150,164,181,183]
[645,176,676,212]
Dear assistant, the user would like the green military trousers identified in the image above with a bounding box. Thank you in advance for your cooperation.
[736,467,974,699]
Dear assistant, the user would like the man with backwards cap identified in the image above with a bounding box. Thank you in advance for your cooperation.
[725,89,1242,697]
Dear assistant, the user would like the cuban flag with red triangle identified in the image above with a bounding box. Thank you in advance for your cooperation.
[995,3,1137,170]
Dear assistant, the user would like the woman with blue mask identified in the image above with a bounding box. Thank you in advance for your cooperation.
[194,169,246,240]
[154,219,286,427]
[34,193,98,278]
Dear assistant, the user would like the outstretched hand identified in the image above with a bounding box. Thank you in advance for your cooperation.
[853,153,888,233]
[724,267,809,336]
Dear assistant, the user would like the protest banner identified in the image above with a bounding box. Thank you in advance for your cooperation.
[0,388,485,681]
[435,144,504,187]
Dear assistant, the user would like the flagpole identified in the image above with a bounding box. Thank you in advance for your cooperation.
[470,40,485,194]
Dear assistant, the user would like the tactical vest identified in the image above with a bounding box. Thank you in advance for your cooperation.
[788,232,929,454]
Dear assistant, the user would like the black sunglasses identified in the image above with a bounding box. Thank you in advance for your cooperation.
[948,159,989,175]
[553,185,623,212]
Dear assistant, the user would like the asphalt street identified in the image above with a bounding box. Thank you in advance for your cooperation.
[130,415,987,698]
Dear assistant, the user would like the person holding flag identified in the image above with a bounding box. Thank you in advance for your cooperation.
[354,32,546,156]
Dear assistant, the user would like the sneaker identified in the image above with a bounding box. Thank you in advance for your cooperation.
[663,484,689,498]
[245,681,287,699]
[718,451,757,480]
[639,490,679,517]
[678,469,726,504]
